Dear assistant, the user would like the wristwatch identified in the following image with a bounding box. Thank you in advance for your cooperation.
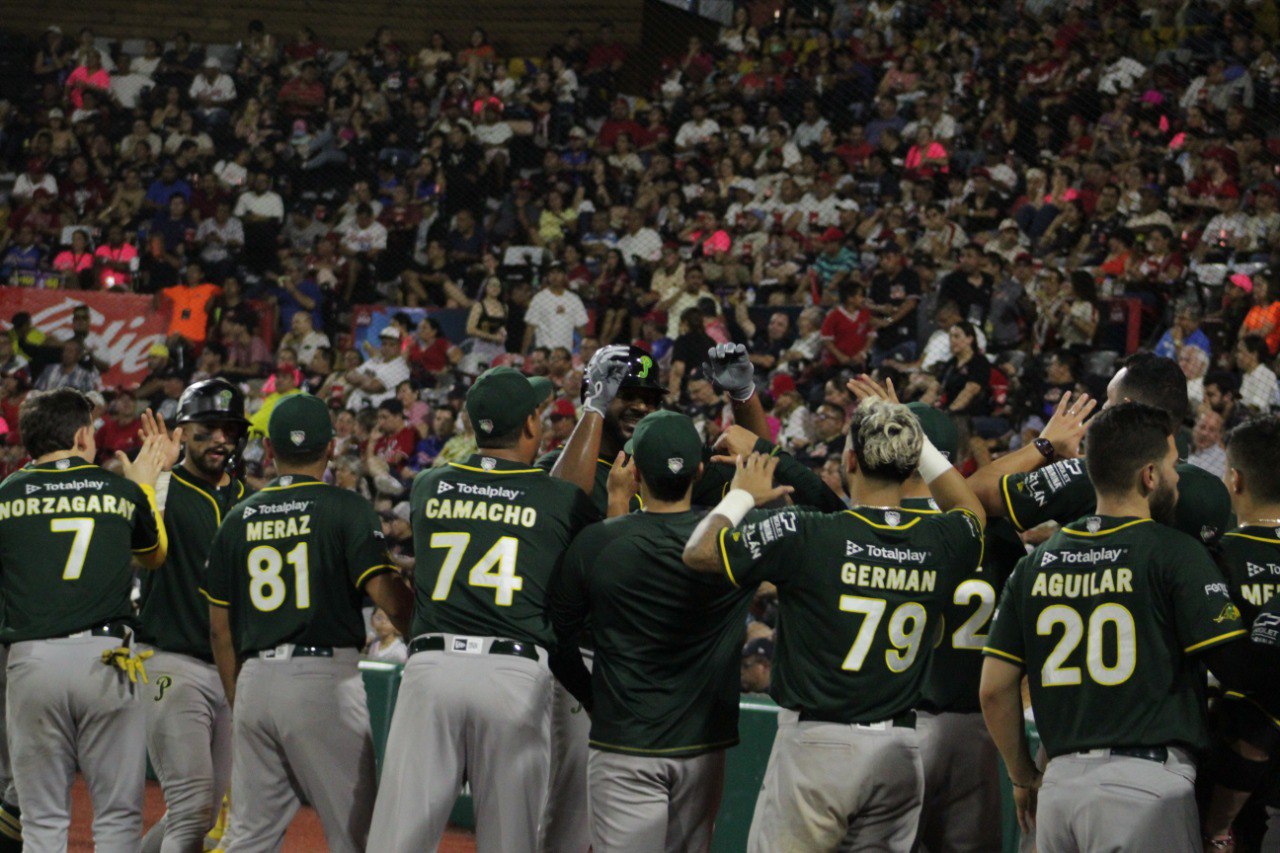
[1033,438,1056,461]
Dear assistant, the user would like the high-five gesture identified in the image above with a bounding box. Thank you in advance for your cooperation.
[138,409,183,472]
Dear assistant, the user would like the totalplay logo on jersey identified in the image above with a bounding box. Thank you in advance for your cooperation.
[1043,547,1126,566]
[864,544,929,563]
[453,482,523,501]
[243,500,314,517]
[27,479,106,494]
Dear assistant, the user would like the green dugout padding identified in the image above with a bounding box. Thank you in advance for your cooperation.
[358,663,1035,852]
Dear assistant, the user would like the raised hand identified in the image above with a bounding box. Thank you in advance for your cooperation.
[846,373,900,405]
[1038,391,1096,459]
[711,424,761,465]
[703,343,755,402]
[138,409,183,472]
[583,344,632,416]
[606,451,638,506]
[120,434,172,488]
[730,452,794,507]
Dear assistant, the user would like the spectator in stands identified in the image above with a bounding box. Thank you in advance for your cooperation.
[1241,272,1280,356]
[1236,334,1280,414]
[161,262,221,348]
[740,638,773,695]
[34,339,101,393]
[1187,408,1228,479]
[94,389,142,463]
[522,262,588,353]
[1155,300,1212,361]
[347,327,411,410]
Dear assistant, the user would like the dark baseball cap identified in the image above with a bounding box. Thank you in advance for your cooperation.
[907,402,959,460]
[1175,463,1233,545]
[529,375,555,405]
[268,394,334,453]
[625,410,702,485]
[466,367,542,439]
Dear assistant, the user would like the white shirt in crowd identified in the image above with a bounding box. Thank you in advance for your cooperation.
[1240,363,1279,413]
[675,118,721,150]
[340,220,388,254]
[234,189,285,222]
[617,227,663,266]
[283,330,331,366]
[347,355,410,411]
[525,287,589,350]
[189,72,237,106]
[110,73,155,110]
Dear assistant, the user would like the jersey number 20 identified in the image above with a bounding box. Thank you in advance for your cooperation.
[429,533,524,606]
[1037,603,1136,686]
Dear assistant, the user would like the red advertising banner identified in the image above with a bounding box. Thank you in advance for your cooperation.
[0,287,170,387]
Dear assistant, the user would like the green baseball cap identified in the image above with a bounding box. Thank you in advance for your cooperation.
[907,402,959,460]
[1175,463,1233,545]
[268,394,334,453]
[466,367,542,440]
[627,410,702,485]
[529,376,555,406]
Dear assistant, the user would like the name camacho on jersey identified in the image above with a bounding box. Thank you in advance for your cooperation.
[985,516,1245,758]
[717,505,984,724]
[138,466,247,658]
[411,454,599,648]
[202,474,397,655]
[0,457,162,642]
[1219,526,1280,625]
[548,510,755,757]
[1001,458,1232,545]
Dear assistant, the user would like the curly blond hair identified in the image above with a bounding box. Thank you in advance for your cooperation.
[847,398,923,482]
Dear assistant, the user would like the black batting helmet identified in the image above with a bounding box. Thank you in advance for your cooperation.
[581,345,666,402]
[175,378,249,426]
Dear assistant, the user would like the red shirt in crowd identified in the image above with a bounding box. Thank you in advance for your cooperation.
[409,336,451,374]
[373,426,417,465]
[821,305,874,366]
[96,416,142,462]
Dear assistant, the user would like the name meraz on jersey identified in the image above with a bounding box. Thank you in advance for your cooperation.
[0,493,136,521]
[246,515,312,541]
[421,497,538,527]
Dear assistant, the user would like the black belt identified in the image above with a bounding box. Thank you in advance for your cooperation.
[798,710,917,729]
[59,622,129,641]
[409,635,539,662]
[248,645,333,659]
[1078,746,1169,763]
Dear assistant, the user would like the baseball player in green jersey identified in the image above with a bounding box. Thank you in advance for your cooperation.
[538,342,777,853]
[136,379,249,853]
[902,395,1094,853]
[368,367,600,853]
[685,391,987,852]
[981,402,1263,852]
[970,353,1233,547]
[203,394,413,853]
[547,410,789,851]
[1194,415,1280,851]
[0,387,169,851]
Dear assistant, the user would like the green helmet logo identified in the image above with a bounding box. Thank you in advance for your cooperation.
[217,389,233,410]
[637,355,653,379]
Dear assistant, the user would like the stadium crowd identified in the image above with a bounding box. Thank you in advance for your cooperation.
[2,0,1280,685]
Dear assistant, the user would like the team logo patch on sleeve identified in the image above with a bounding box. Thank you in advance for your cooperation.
[1213,603,1242,624]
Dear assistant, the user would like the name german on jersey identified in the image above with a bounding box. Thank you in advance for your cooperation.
[420,482,538,528]
[841,543,937,592]
[1031,547,1135,599]
[0,488,138,521]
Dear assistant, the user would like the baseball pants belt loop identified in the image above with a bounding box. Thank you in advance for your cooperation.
[408,634,540,662]
[796,710,917,729]
[58,621,130,641]
[1073,746,1170,763]
[248,645,334,659]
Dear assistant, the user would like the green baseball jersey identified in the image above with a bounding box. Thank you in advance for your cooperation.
[411,454,599,647]
[547,510,754,756]
[138,466,247,657]
[0,457,162,642]
[1001,459,1231,545]
[718,505,984,723]
[1218,526,1280,626]
[914,496,1024,714]
[202,474,396,655]
[985,516,1245,757]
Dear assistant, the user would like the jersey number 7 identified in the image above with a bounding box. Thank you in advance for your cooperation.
[429,532,524,606]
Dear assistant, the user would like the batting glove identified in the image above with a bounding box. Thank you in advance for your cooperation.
[704,342,756,402]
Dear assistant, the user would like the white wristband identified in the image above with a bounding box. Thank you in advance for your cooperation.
[154,471,172,512]
[917,438,952,485]
[713,489,757,527]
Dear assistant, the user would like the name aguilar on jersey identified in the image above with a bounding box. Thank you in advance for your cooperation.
[1030,546,1135,599]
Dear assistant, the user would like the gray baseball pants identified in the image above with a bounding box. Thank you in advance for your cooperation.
[367,633,553,853]
[225,648,376,853]
[915,710,1002,853]
[1034,746,1198,853]
[140,650,233,853]
[588,748,725,852]
[749,709,923,853]
[540,650,593,853]
[7,635,147,853]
